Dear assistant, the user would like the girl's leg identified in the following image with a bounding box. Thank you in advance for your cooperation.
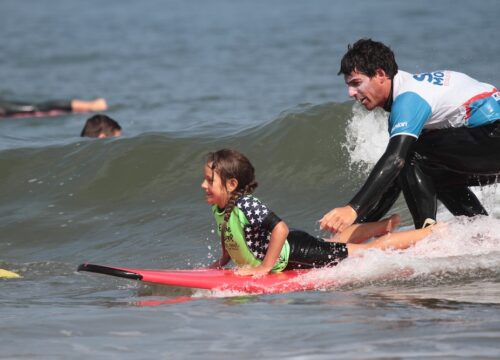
[347,225,434,256]
[330,214,400,244]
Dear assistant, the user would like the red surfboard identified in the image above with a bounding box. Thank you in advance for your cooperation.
[78,263,317,294]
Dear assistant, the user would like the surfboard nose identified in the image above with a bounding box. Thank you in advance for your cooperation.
[77,263,143,280]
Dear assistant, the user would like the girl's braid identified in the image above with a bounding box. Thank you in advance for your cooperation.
[220,182,257,243]
[205,149,258,245]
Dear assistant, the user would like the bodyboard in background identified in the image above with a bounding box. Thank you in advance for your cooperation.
[77,263,317,294]
[0,269,20,278]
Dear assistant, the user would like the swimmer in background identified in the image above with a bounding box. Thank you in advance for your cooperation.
[80,114,122,138]
[202,149,436,277]
[0,97,107,118]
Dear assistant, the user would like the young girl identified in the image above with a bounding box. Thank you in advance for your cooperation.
[201,149,435,276]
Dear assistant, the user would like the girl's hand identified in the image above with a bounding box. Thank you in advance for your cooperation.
[235,265,272,277]
[208,251,231,269]
[207,261,222,269]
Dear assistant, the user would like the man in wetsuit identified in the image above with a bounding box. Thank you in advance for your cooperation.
[0,97,107,117]
[320,38,500,231]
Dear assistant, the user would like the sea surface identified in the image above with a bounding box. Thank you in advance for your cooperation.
[1,0,500,359]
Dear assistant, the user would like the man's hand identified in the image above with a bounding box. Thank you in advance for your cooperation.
[320,205,358,233]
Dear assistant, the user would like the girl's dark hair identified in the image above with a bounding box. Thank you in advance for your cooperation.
[205,149,258,244]
[338,38,398,79]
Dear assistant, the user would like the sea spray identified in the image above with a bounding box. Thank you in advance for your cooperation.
[343,102,389,174]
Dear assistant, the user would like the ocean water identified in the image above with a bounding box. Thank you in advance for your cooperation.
[1,0,500,358]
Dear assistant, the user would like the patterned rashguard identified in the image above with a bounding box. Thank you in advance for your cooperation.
[212,195,348,272]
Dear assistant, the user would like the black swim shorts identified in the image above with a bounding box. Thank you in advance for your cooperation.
[285,230,348,270]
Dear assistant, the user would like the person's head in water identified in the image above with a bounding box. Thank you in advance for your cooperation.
[80,114,122,138]
[338,39,397,110]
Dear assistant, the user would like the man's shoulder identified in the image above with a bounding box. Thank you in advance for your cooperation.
[393,69,450,102]
[395,70,430,88]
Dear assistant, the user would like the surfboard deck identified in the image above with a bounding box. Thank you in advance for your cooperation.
[78,263,317,294]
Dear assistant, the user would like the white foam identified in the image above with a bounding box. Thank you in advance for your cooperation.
[300,216,500,290]
[309,102,500,290]
[343,102,389,173]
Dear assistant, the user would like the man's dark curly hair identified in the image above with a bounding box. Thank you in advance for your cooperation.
[338,39,398,79]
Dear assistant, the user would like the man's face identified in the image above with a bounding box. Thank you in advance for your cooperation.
[344,69,389,110]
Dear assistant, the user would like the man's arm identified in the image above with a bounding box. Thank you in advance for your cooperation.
[236,221,289,276]
[320,135,416,233]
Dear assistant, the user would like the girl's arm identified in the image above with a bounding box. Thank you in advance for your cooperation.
[208,240,231,269]
[236,221,289,276]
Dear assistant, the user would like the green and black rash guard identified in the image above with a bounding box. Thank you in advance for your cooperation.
[212,195,290,272]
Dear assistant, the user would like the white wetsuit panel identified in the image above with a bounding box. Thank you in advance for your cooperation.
[389,70,500,138]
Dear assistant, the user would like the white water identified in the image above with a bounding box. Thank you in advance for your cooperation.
[332,102,500,293]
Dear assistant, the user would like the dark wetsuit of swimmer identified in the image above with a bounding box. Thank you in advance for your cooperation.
[0,98,72,117]
[351,70,500,228]
[212,195,348,271]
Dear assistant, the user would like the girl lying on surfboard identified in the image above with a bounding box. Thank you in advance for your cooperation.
[202,149,436,277]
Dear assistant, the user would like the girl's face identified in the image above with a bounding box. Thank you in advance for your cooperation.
[201,163,236,208]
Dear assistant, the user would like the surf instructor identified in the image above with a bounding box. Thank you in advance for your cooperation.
[320,38,500,232]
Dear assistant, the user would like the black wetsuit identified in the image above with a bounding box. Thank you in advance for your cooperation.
[0,98,72,117]
[351,70,500,228]
[285,230,348,270]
